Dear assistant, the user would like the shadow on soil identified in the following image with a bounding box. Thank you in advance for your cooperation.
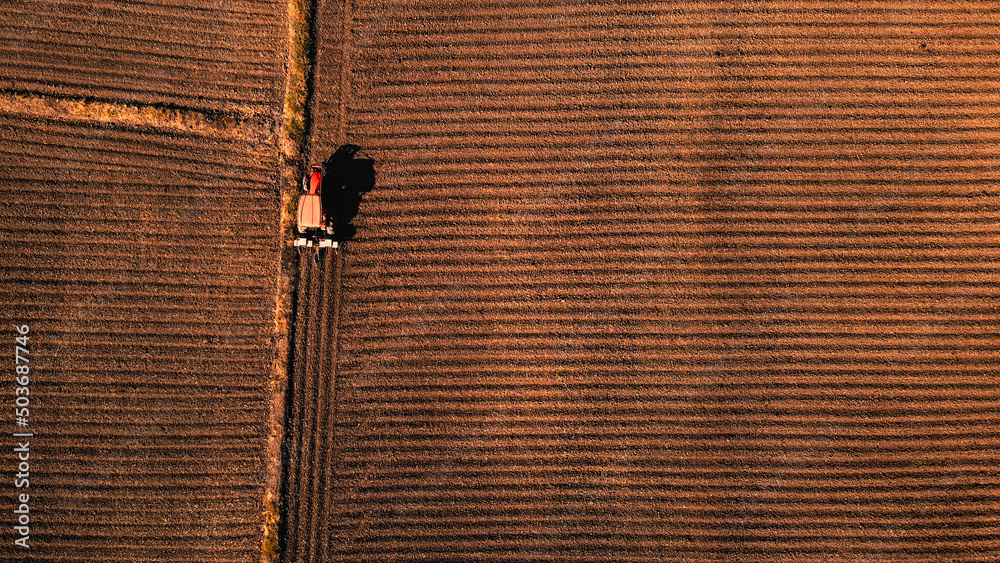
[322,144,376,243]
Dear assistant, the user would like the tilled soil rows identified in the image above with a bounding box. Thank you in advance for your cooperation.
[0,111,282,560]
[282,248,341,563]
[0,0,286,112]
[304,0,1000,560]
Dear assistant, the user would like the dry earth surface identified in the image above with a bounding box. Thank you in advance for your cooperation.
[0,0,285,112]
[292,0,1000,560]
[282,249,341,563]
[0,0,288,560]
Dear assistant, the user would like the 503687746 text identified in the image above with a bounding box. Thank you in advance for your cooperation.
[13,323,32,549]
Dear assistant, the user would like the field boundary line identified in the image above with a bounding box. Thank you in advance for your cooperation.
[270,0,350,556]
[266,0,321,556]
[282,0,315,159]
[0,90,271,141]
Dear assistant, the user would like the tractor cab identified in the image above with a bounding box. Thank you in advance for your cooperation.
[293,145,375,250]
[294,165,336,248]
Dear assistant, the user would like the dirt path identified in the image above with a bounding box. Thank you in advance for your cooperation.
[281,248,341,563]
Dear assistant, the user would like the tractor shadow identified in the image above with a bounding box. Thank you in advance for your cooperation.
[321,144,376,243]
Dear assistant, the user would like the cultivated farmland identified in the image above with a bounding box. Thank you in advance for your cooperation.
[0,0,286,112]
[0,0,287,560]
[298,0,1000,560]
[282,249,341,563]
[0,110,282,560]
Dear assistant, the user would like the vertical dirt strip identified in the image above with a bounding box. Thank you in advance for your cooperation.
[282,249,312,561]
[318,249,344,559]
[282,248,342,563]
[299,0,1000,561]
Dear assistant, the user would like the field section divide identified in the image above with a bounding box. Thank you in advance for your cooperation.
[277,0,371,550]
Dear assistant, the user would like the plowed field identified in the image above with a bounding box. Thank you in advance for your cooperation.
[0,113,281,558]
[297,0,1000,560]
[0,0,285,111]
[282,249,341,563]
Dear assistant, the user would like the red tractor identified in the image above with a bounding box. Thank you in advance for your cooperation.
[293,145,375,249]
[294,164,337,249]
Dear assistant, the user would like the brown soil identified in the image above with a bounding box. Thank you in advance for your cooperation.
[0,0,296,558]
[0,109,283,560]
[281,248,342,563]
[298,1,1000,560]
[0,0,286,112]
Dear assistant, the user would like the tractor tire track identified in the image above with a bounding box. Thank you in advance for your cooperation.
[281,249,311,561]
[282,247,341,563]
